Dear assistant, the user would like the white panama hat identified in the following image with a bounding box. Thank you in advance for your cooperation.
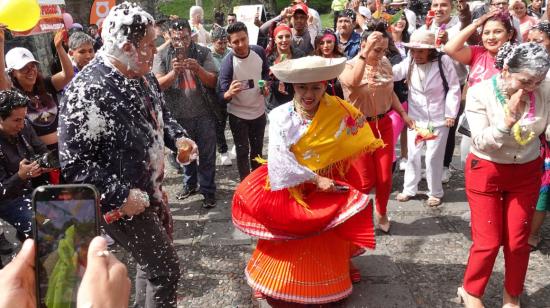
[402,30,437,49]
[270,56,347,84]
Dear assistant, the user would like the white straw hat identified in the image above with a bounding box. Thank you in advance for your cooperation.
[270,56,347,83]
[402,30,437,49]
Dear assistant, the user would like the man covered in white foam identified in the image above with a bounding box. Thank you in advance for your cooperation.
[59,2,196,306]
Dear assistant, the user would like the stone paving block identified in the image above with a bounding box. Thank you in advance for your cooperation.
[202,202,232,221]
[346,282,417,307]
[200,221,252,246]
[354,254,400,279]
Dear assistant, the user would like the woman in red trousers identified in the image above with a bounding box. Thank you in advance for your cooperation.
[459,42,550,308]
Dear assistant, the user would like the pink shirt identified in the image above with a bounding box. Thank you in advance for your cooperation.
[467,46,499,87]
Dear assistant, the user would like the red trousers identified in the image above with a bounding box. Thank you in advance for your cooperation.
[463,154,542,297]
[350,115,393,216]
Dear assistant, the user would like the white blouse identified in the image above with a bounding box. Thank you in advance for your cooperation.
[267,102,317,191]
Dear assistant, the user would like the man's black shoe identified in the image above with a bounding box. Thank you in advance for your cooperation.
[0,232,14,255]
[176,187,199,200]
[202,195,216,209]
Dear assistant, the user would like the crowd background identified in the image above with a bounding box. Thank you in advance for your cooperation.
[0,0,549,307]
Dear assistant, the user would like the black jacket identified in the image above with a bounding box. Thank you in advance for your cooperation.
[59,55,186,214]
[0,122,48,200]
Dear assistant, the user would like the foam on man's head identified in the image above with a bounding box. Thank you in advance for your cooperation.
[101,2,154,51]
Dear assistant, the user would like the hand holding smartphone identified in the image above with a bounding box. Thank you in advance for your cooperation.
[238,79,255,90]
[33,184,99,308]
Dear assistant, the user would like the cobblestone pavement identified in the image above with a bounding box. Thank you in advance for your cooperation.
[2,136,549,308]
[157,133,550,308]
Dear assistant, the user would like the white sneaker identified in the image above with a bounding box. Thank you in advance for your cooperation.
[229,145,237,159]
[219,152,232,166]
[442,167,451,184]
[399,158,407,171]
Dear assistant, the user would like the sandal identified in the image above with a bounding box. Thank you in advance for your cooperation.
[253,290,266,300]
[396,193,412,202]
[426,196,442,207]
[457,287,484,308]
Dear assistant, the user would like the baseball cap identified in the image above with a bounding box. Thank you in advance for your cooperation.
[5,47,39,71]
[292,3,309,15]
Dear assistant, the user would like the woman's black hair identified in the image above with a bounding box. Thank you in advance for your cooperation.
[362,21,401,59]
[0,90,30,120]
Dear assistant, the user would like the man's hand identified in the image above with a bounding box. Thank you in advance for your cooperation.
[349,0,360,11]
[77,237,130,308]
[437,30,449,45]
[18,159,41,180]
[119,189,149,216]
[171,58,185,75]
[175,137,198,165]
[183,58,201,73]
[254,13,262,27]
[0,239,36,308]
[456,0,469,13]
[224,80,243,100]
[445,117,456,127]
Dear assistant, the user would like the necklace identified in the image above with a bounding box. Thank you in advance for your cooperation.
[293,99,315,125]
[492,76,536,146]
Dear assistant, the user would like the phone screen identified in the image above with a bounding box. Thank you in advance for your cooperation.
[33,185,99,308]
[239,79,255,90]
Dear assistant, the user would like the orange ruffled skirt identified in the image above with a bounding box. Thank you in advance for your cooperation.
[233,165,375,304]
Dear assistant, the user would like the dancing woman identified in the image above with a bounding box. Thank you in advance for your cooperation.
[232,56,383,305]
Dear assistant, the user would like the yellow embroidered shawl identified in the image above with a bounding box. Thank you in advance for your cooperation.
[290,94,384,177]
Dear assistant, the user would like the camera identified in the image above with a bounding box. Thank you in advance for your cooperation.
[31,151,60,169]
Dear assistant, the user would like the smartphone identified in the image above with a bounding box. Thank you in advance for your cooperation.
[32,184,100,308]
[239,79,255,90]
[334,184,350,192]
[174,46,186,61]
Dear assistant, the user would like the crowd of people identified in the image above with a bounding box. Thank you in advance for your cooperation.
[0,0,549,307]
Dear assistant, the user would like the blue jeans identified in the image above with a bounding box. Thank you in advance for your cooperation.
[0,196,33,240]
[177,116,217,196]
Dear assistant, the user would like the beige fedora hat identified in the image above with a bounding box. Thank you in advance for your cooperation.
[403,30,437,49]
[270,56,347,84]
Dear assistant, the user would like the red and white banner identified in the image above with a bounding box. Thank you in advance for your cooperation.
[13,0,65,37]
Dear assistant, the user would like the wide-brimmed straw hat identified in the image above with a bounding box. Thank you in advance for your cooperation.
[403,30,436,49]
[270,56,347,84]
[389,0,409,6]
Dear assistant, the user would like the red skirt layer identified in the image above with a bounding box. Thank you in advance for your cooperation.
[232,164,375,249]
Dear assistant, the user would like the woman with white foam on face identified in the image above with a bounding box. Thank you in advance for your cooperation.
[458,42,550,308]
